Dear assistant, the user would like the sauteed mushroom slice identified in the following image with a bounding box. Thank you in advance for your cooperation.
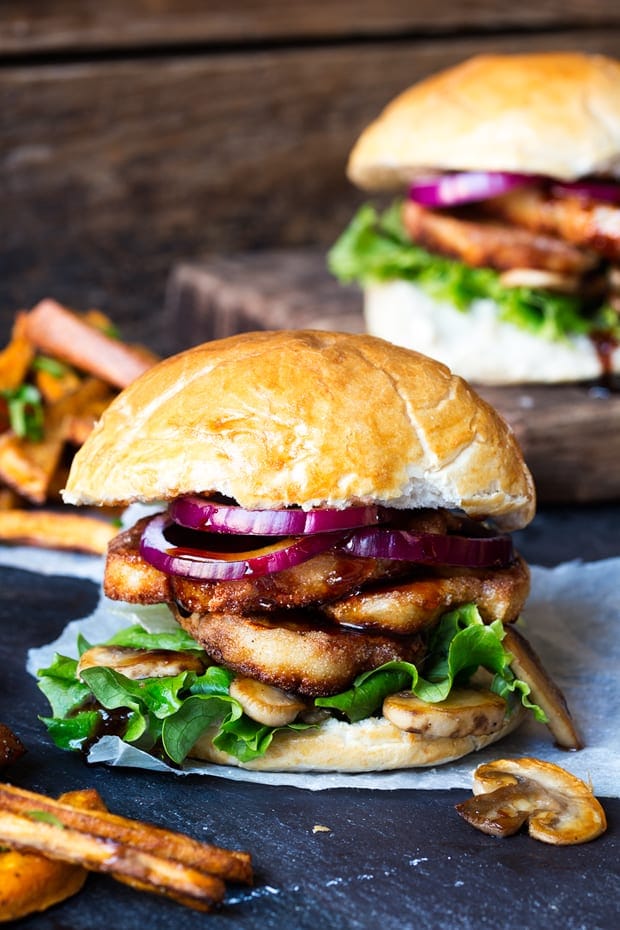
[229,677,307,727]
[383,688,508,740]
[77,645,205,680]
[503,626,583,750]
[456,757,607,845]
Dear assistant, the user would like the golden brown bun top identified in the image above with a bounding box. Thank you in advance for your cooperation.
[348,52,620,188]
[63,330,535,530]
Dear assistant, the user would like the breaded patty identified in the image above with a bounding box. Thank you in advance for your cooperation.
[402,199,596,274]
[105,515,528,694]
[322,557,530,633]
[484,187,620,263]
[105,517,406,609]
[173,607,425,696]
[105,518,528,631]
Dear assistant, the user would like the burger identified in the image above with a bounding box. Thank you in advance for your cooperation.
[39,330,580,772]
[329,52,620,384]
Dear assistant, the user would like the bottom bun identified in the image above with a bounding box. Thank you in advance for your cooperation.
[363,280,618,385]
[190,707,526,773]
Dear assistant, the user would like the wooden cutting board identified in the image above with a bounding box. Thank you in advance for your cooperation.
[166,250,620,504]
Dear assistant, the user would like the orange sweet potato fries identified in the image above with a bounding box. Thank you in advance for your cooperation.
[0,782,253,919]
[0,299,157,553]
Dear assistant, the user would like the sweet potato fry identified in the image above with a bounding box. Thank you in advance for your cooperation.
[0,489,19,510]
[0,313,34,392]
[0,783,252,885]
[62,414,100,446]
[34,365,82,405]
[82,308,117,332]
[25,299,155,389]
[0,788,105,923]
[0,378,114,503]
[0,849,86,922]
[0,510,116,554]
[0,302,158,519]
[0,430,64,504]
[48,376,114,447]
[0,783,252,912]
[62,398,112,447]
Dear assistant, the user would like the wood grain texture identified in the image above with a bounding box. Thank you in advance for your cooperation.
[2,2,620,53]
[165,250,363,351]
[477,384,620,503]
[3,29,620,353]
[166,248,620,504]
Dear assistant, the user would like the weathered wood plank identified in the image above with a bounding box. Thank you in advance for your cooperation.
[478,384,620,504]
[2,1,620,54]
[165,250,363,352]
[165,248,620,504]
[2,31,620,351]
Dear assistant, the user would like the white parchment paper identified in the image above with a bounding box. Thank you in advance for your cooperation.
[4,543,617,796]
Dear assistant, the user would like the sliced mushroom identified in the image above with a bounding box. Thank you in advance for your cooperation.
[502,626,583,750]
[455,757,607,845]
[499,268,579,293]
[229,677,307,727]
[382,687,508,740]
[77,645,205,680]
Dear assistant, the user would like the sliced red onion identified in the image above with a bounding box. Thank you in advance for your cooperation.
[339,527,514,568]
[552,180,620,204]
[169,495,382,536]
[408,171,534,207]
[140,513,344,580]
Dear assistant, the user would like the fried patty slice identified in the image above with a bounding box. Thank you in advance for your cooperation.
[484,187,620,263]
[105,517,528,636]
[105,515,414,611]
[321,557,530,633]
[174,607,425,697]
[403,199,597,274]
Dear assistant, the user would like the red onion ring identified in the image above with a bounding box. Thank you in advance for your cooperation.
[408,171,534,207]
[551,180,620,203]
[339,527,513,568]
[140,513,345,580]
[169,495,382,535]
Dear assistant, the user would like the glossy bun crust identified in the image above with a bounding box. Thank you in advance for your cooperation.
[63,330,534,530]
[348,52,620,188]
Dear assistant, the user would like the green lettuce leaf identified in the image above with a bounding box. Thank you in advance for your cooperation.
[161,693,241,764]
[105,624,204,652]
[317,604,547,723]
[37,641,316,765]
[37,654,91,717]
[39,712,101,752]
[328,202,618,342]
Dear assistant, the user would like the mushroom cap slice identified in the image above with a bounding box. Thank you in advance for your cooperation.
[77,645,205,680]
[228,677,307,727]
[456,757,607,845]
[383,687,508,740]
[502,626,582,750]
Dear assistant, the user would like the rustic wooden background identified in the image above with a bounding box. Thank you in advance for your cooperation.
[2,2,620,354]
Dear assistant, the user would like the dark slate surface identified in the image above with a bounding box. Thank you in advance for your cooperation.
[1,505,618,929]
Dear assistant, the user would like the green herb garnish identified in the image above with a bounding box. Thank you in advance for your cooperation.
[1,384,44,441]
[31,355,71,378]
[27,810,65,828]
